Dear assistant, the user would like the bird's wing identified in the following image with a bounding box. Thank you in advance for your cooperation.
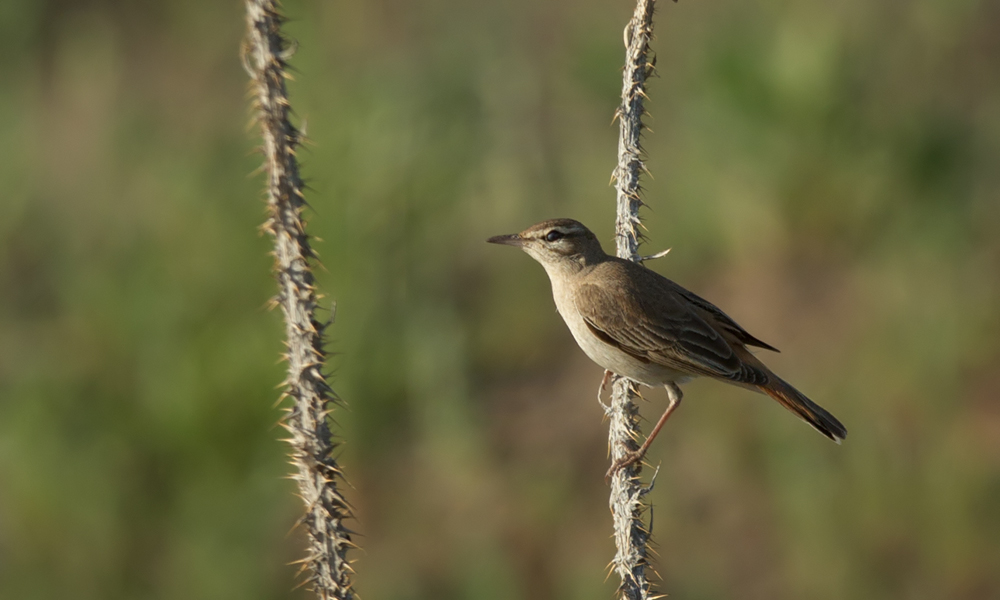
[574,277,770,386]
[670,284,780,352]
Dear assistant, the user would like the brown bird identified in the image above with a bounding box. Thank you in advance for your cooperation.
[488,218,846,477]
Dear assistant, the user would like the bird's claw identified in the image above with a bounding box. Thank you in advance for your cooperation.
[605,449,644,483]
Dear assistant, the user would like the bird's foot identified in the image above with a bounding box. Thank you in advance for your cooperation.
[605,449,645,483]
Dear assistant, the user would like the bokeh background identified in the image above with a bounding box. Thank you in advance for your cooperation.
[2,0,999,598]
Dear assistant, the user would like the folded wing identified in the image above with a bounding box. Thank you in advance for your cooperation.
[575,277,770,387]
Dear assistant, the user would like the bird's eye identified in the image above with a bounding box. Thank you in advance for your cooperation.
[545,230,564,242]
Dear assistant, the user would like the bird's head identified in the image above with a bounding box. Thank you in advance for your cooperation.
[487,219,607,270]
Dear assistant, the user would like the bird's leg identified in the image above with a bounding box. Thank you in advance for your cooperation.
[597,369,614,410]
[606,381,683,481]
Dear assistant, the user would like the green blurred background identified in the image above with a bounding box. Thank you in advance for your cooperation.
[2,0,999,598]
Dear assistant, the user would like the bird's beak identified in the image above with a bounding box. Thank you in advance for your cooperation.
[486,233,524,247]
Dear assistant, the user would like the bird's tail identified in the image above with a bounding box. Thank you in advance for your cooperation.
[760,377,847,443]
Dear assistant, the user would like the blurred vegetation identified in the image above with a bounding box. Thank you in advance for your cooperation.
[1,0,998,599]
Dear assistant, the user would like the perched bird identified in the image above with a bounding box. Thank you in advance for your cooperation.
[488,218,846,477]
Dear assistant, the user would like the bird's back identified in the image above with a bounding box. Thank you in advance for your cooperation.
[591,258,778,352]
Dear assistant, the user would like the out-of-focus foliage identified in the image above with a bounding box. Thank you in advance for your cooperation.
[0,0,998,599]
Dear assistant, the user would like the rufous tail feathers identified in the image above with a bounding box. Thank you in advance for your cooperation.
[761,377,847,443]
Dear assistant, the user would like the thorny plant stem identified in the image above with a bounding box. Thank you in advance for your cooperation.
[608,1,659,599]
[243,2,356,599]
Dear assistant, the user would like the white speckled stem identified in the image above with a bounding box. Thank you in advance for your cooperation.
[609,1,659,598]
[243,2,356,598]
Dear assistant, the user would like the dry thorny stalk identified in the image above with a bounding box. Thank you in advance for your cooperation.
[242,0,661,597]
[243,1,356,598]
[607,0,662,599]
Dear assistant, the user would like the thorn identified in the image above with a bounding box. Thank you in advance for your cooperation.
[638,248,671,262]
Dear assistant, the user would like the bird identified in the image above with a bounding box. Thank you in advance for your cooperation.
[487,218,846,478]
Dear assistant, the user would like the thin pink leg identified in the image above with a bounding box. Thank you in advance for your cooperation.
[606,381,683,481]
